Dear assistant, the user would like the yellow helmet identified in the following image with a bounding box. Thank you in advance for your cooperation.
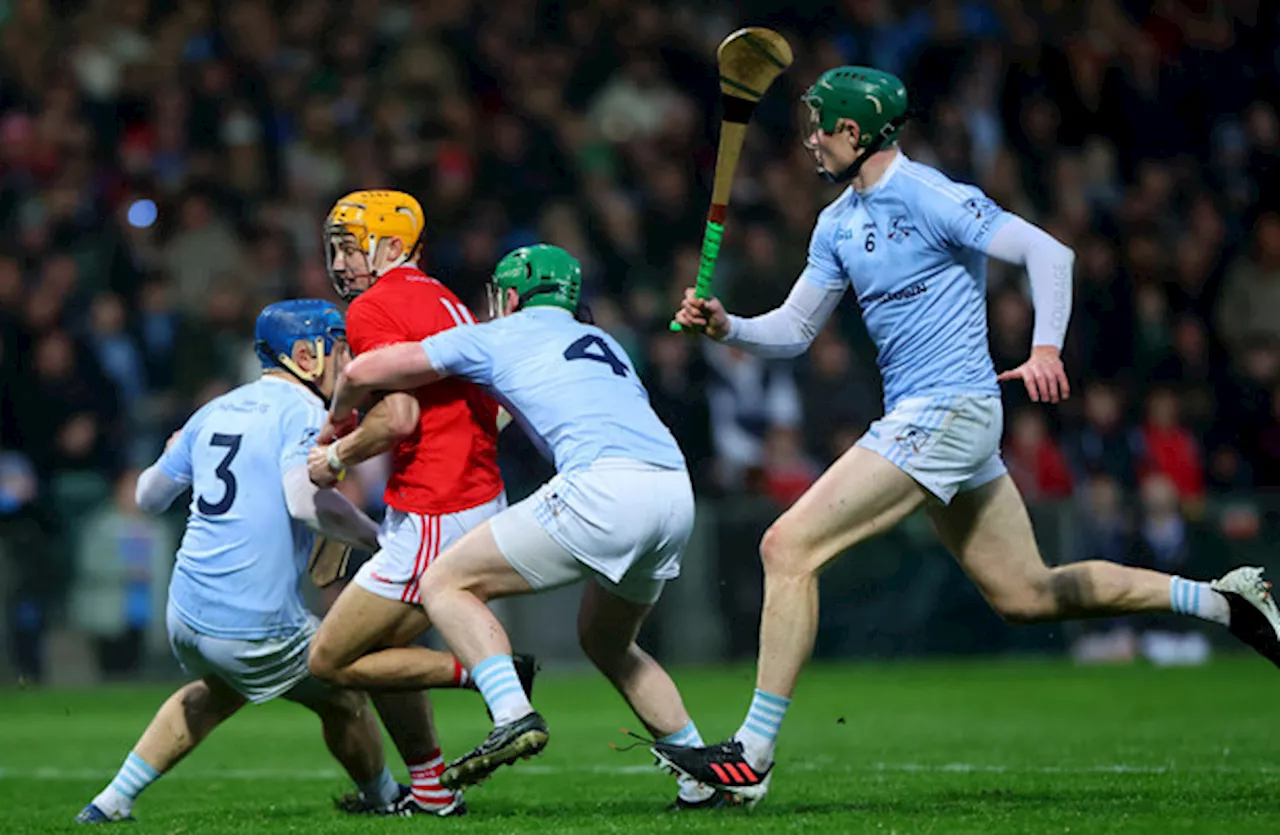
[324,190,426,299]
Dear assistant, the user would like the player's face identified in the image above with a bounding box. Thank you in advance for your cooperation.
[328,233,375,298]
[803,107,860,176]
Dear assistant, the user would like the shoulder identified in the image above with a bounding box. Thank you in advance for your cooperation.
[815,189,855,229]
[892,158,985,209]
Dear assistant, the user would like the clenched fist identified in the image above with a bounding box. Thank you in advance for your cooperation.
[673,288,730,339]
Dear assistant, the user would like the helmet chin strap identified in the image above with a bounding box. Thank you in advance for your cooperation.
[815,110,918,184]
[274,339,330,404]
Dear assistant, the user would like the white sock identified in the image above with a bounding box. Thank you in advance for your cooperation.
[733,689,790,772]
[472,654,533,726]
[93,752,161,818]
[659,721,714,803]
[1170,576,1230,626]
[357,766,400,807]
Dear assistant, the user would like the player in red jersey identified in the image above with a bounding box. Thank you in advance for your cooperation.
[304,190,530,815]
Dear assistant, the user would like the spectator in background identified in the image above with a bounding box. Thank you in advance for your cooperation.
[1153,314,1218,434]
[760,426,819,510]
[1069,472,1137,664]
[1131,473,1211,666]
[0,450,55,680]
[1216,210,1280,361]
[1004,406,1073,501]
[1138,386,1205,504]
[69,469,174,678]
[704,341,802,492]
[1250,386,1280,487]
[160,190,246,320]
[1064,381,1140,489]
[645,330,712,490]
[797,325,880,465]
[18,330,120,479]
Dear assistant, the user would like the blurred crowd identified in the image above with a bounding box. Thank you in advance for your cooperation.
[3,0,1280,676]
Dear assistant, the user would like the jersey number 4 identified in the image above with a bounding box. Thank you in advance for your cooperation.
[197,433,242,516]
[563,335,628,377]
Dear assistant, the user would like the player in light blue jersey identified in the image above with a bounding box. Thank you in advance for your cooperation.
[657,66,1280,804]
[318,244,729,807]
[77,301,455,823]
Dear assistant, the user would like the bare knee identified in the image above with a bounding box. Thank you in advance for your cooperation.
[760,521,815,581]
[985,572,1059,625]
[307,637,351,685]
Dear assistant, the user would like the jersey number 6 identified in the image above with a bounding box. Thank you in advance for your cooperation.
[563,335,628,377]
[197,433,242,516]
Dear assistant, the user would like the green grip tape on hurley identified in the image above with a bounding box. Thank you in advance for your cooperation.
[669,219,725,332]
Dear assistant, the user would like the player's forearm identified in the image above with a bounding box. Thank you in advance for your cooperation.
[135,464,188,514]
[722,279,844,358]
[283,466,378,550]
[987,217,1074,350]
[330,394,419,469]
[334,343,441,415]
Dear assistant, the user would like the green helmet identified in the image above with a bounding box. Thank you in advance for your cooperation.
[488,244,583,318]
[802,66,909,148]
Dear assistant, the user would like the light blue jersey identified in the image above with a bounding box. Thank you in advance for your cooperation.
[156,376,325,640]
[803,152,1011,411]
[421,307,685,474]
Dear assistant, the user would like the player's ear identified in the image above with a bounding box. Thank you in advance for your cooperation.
[291,338,318,374]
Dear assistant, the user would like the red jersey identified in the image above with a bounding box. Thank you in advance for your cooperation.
[346,265,504,514]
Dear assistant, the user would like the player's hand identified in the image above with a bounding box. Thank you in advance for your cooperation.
[164,429,181,452]
[319,409,359,444]
[308,445,342,487]
[998,346,1070,404]
[674,288,730,339]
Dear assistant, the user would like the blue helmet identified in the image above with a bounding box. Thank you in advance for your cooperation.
[254,299,346,382]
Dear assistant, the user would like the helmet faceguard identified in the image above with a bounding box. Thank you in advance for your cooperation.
[324,190,426,300]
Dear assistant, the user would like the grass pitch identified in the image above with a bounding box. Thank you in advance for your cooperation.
[1,657,1277,833]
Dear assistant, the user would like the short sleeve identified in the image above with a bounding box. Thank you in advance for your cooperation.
[798,211,846,291]
[927,186,1011,253]
[278,400,324,471]
[157,410,200,484]
[421,322,497,386]
[346,297,404,356]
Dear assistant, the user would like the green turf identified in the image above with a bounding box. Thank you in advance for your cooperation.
[2,657,1278,833]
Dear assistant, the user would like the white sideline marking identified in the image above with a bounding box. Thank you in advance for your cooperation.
[2,762,1277,781]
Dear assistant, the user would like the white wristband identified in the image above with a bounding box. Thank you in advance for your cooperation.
[326,442,346,473]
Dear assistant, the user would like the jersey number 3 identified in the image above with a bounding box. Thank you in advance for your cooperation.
[563,335,628,376]
[197,433,242,516]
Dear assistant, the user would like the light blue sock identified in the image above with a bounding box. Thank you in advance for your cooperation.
[357,766,400,807]
[472,654,533,726]
[93,752,161,817]
[658,720,704,748]
[734,689,790,770]
[660,721,714,802]
[1170,576,1230,626]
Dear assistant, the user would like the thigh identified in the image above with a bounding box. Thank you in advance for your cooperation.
[926,474,1049,604]
[577,578,652,651]
[773,444,929,575]
[486,493,592,593]
[420,520,538,602]
[314,582,431,665]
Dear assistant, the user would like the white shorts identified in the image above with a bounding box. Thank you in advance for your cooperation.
[490,459,694,605]
[856,393,1006,504]
[353,493,507,605]
[167,605,326,704]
